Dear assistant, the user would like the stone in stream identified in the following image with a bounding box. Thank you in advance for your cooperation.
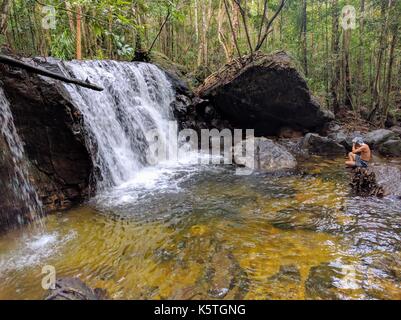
[305,263,342,300]
[301,133,346,156]
[363,129,399,149]
[197,51,334,136]
[233,137,297,173]
[45,277,109,300]
[265,264,302,299]
[378,139,401,157]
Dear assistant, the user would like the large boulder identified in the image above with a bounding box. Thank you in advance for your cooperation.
[233,137,297,172]
[378,140,401,157]
[301,133,346,156]
[197,51,334,136]
[0,59,92,224]
[363,129,399,149]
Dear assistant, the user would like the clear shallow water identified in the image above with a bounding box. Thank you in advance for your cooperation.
[1,157,401,300]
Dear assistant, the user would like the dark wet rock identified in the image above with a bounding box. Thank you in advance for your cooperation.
[301,133,346,156]
[378,139,401,157]
[0,60,92,220]
[197,51,334,136]
[278,127,304,139]
[363,129,399,149]
[305,263,342,300]
[233,137,297,172]
[45,277,108,300]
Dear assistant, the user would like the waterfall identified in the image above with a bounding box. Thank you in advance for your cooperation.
[0,87,43,224]
[59,61,176,190]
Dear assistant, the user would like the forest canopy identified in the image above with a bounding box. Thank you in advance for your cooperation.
[0,0,400,126]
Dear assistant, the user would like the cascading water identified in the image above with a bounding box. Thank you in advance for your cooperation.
[59,61,176,190]
[0,87,43,225]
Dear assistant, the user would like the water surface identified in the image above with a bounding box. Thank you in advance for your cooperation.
[1,157,401,300]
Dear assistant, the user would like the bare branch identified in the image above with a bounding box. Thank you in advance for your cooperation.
[223,0,243,61]
[255,0,286,51]
[233,0,253,55]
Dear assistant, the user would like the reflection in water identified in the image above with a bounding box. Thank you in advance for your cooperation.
[0,157,401,300]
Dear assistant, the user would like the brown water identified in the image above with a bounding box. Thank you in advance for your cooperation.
[1,157,401,300]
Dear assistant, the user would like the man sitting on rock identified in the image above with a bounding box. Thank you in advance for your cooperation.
[345,137,371,168]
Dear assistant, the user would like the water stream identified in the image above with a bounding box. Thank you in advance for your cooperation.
[0,87,43,225]
[1,62,401,300]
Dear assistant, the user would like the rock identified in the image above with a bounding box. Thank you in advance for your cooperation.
[371,165,401,197]
[327,129,362,151]
[390,126,401,138]
[45,277,108,300]
[0,58,92,226]
[278,126,304,139]
[233,137,297,172]
[301,133,346,156]
[378,139,401,157]
[363,129,399,149]
[197,51,334,136]
[305,263,342,300]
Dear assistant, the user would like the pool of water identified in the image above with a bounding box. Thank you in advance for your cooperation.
[1,157,401,300]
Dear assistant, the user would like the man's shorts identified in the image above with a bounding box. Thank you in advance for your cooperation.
[356,154,368,168]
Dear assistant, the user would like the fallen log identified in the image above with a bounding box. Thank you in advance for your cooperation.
[0,54,104,91]
[350,167,385,197]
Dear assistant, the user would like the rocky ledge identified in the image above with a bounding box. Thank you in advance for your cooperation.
[0,59,92,224]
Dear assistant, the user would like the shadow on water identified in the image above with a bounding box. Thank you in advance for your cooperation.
[1,157,401,300]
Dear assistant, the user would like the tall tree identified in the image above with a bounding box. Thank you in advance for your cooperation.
[0,0,11,35]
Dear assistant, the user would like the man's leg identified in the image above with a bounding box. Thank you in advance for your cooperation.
[346,152,356,167]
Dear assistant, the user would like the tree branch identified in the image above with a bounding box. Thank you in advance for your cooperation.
[0,54,104,91]
[255,0,286,51]
[223,0,242,61]
[233,0,253,55]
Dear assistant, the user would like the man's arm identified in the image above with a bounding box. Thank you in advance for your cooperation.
[353,145,366,154]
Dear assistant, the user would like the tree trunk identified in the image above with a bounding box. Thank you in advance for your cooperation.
[0,0,11,35]
[330,0,340,114]
[356,0,365,112]
[76,5,82,60]
[301,0,308,77]
[370,0,393,122]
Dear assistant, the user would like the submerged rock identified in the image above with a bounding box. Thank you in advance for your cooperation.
[197,51,333,136]
[233,137,297,172]
[301,133,346,156]
[45,277,108,300]
[305,263,342,300]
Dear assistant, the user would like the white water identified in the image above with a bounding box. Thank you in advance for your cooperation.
[60,60,177,190]
[0,87,43,223]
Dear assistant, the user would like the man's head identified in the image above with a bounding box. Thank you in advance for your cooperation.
[352,137,365,147]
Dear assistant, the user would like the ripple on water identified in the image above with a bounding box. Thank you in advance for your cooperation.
[1,157,401,299]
